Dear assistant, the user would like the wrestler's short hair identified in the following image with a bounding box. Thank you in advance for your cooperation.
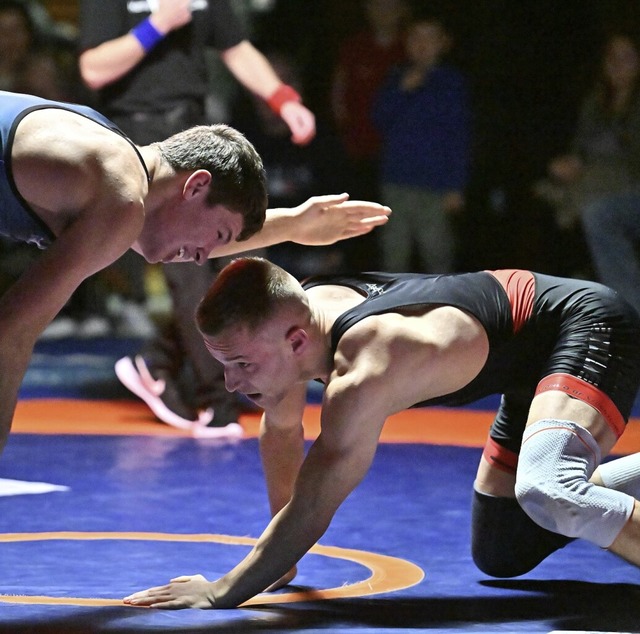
[154,124,267,241]
[197,257,305,336]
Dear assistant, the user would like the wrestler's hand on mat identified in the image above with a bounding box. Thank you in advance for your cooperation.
[124,574,216,609]
[290,194,391,245]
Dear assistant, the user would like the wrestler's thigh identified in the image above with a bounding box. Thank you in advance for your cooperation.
[527,390,618,455]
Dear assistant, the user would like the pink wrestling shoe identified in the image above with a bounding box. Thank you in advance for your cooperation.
[115,355,242,438]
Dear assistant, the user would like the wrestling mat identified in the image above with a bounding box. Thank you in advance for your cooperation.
[0,338,639,633]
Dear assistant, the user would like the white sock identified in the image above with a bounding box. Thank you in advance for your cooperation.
[598,452,640,498]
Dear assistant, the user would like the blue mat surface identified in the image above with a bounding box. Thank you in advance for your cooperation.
[1,432,640,633]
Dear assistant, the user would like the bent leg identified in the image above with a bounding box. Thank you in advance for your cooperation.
[516,418,635,547]
[471,489,573,577]
[473,429,573,577]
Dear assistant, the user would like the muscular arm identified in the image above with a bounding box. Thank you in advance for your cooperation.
[0,206,139,453]
[0,115,147,453]
[258,384,307,590]
[79,0,192,90]
[124,370,389,609]
[260,384,307,518]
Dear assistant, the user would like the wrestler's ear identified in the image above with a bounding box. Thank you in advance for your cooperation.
[287,326,309,355]
[183,169,212,199]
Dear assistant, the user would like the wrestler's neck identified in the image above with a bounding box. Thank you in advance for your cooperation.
[138,146,187,212]
[138,145,165,183]
[307,304,341,380]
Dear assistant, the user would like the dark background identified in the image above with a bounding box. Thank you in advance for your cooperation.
[43,0,640,276]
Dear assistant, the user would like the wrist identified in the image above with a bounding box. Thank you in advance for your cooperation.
[130,17,164,53]
[266,84,302,116]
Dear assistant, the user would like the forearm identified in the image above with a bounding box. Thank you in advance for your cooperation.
[79,7,179,91]
[213,503,329,608]
[221,41,282,100]
[79,34,149,90]
[208,207,297,257]
[260,417,305,515]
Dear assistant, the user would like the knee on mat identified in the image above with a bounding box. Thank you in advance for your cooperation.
[470,490,571,578]
[472,540,532,578]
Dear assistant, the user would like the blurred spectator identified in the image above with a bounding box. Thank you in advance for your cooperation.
[330,0,409,269]
[78,0,315,430]
[540,32,640,229]
[537,31,640,312]
[231,50,348,279]
[372,11,471,273]
[0,0,78,98]
[0,0,35,91]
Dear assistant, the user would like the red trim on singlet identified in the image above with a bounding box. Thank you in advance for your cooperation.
[535,372,626,438]
[482,436,518,475]
[486,270,535,334]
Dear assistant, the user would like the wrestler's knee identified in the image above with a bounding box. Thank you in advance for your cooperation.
[515,419,633,547]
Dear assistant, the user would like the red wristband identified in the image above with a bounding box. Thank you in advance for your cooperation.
[266,84,301,115]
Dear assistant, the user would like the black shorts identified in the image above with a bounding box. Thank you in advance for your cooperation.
[489,274,640,454]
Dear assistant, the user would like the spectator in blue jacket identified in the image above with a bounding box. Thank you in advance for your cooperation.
[372,11,470,273]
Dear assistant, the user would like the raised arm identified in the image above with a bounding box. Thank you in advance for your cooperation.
[207,194,391,258]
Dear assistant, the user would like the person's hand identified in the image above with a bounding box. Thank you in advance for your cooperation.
[280,101,316,145]
[123,574,216,609]
[443,191,464,213]
[549,154,582,183]
[289,194,391,245]
[401,67,426,91]
[151,0,193,34]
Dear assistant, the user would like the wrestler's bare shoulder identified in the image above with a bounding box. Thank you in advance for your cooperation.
[11,108,147,233]
[12,107,134,162]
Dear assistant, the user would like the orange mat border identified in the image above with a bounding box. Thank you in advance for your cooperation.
[11,399,640,453]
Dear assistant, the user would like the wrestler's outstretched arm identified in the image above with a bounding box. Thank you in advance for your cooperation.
[207,193,391,258]
[123,372,388,609]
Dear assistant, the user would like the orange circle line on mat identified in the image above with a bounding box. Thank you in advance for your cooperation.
[0,531,425,607]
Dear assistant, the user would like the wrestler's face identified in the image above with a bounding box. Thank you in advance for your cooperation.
[202,321,305,409]
[136,198,244,265]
